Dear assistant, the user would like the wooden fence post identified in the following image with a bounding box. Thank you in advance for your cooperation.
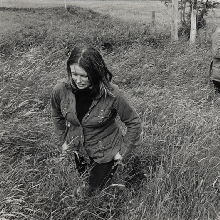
[152,11,155,26]
[64,0,67,10]
[171,0,178,41]
[190,9,197,44]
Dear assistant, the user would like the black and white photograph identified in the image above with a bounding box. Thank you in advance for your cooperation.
[0,0,220,219]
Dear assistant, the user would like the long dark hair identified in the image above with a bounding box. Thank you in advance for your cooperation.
[67,46,113,97]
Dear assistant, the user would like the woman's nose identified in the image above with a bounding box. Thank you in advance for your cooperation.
[76,75,81,83]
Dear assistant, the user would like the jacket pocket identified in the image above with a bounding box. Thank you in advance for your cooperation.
[60,100,71,142]
[97,109,112,124]
[64,121,71,141]
[88,135,121,160]
[61,101,69,118]
[86,140,104,159]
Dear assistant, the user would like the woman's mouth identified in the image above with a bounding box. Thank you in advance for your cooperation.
[77,84,85,87]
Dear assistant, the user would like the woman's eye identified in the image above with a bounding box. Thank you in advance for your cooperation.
[72,73,87,77]
[81,76,88,79]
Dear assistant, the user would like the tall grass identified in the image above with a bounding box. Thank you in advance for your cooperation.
[0,4,220,220]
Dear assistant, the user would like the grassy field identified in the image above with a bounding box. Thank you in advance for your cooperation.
[0,0,171,27]
[0,1,220,220]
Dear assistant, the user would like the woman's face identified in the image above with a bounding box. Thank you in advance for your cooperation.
[70,64,91,89]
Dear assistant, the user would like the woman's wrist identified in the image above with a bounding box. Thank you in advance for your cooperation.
[114,152,123,160]
[61,142,68,154]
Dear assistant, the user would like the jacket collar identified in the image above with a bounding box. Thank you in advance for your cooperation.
[61,78,115,99]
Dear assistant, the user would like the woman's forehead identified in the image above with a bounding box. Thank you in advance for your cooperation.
[70,64,87,74]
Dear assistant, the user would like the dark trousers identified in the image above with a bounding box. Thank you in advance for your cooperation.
[74,153,118,190]
[213,80,220,93]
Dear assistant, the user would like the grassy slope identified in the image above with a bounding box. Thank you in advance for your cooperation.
[0,4,220,220]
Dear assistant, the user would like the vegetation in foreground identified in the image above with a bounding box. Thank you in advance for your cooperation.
[0,5,220,220]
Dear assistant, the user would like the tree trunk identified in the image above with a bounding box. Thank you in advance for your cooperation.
[180,0,183,23]
[64,0,67,10]
[171,0,178,41]
[194,0,198,31]
[183,0,186,23]
[190,9,197,44]
[152,11,155,26]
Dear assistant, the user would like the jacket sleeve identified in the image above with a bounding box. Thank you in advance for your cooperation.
[212,27,220,59]
[51,84,66,144]
[114,88,142,156]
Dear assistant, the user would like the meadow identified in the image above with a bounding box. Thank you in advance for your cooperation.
[0,1,220,219]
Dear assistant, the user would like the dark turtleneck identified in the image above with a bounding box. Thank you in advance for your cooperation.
[74,88,93,123]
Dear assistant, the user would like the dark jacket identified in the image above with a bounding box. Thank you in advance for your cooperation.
[210,27,220,82]
[51,78,142,163]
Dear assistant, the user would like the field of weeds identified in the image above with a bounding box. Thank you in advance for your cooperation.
[0,0,172,30]
[0,1,220,220]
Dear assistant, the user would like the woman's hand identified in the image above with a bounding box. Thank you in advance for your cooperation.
[114,152,123,161]
[114,152,124,167]
[54,142,69,163]
[62,142,69,154]
[59,142,69,161]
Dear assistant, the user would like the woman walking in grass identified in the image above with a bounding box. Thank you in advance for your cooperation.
[51,46,142,196]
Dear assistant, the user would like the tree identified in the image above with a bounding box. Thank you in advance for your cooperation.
[190,4,197,44]
[171,0,179,41]
[64,0,67,10]
[162,0,219,41]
